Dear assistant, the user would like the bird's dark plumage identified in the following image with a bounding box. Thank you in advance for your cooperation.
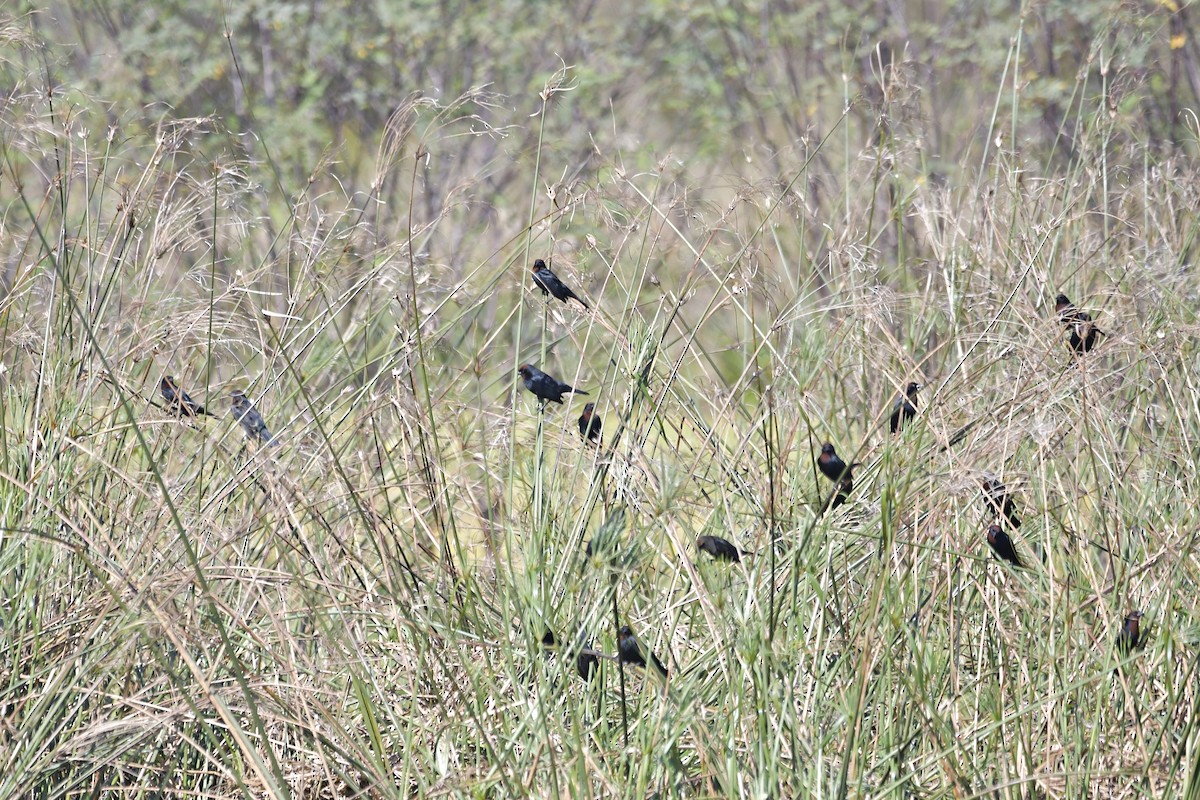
[817,443,859,488]
[986,523,1022,567]
[544,628,601,682]
[617,625,668,677]
[980,477,1021,528]
[1055,293,1103,353]
[575,647,599,682]
[889,382,920,434]
[822,481,852,513]
[531,259,589,309]
[1116,611,1145,657]
[697,535,744,562]
[161,376,213,418]
[578,402,602,443]
[231,389,276,445]
[517,364,587,405]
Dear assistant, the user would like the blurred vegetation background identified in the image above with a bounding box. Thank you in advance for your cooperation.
[2,1,1199,797]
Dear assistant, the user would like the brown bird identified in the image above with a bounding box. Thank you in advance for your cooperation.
[518,364,588,405]
[986,523,1022,567]
[617,625,668,678]
[578,402,602,443]
[980,476,1021,528]
[889,382,920,434]
[160,376,214,418]
[1055,293,1103,354]
[1115,610,1145,658]
[697,535,747,562]
[531,259,589,308]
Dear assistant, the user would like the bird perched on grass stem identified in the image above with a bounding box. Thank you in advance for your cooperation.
[985,523,1022,567]
[817,443,860,511]
[578,402,602,443]
[617,625,668,678]
[160,376,214,418]
[1055,293,1103,354]
[531,259,590,309]
[696,535,748,563]
[817,443,859,487]
[1115,610,1145,658]
[889,382,920,434]
[517,364,587,405]
[231,389,276,445]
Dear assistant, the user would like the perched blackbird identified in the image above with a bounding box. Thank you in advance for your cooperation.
[531,259,589,309]
[231,389,276,445]
[1115,610,1145,657]
[1055,293,1103,354]
[817,443,859,489]
[578,402,602,443]
[890,382,920,434]
[617,625,668,678]
[160,376,214,418]
[517,364,588,405]
[697,535,746,562]
[980,477,1021,528]
[986,523,1022,567]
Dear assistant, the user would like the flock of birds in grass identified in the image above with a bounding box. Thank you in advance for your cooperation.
[155,258,1146,685]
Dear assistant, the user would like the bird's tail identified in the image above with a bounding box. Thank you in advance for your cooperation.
[571,388,590,396]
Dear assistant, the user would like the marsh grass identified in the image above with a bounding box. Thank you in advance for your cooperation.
[1,10,1199,800]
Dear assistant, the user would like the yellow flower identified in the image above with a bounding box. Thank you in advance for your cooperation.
[1170,33,1187,49]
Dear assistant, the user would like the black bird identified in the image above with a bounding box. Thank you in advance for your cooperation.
[160,376,214,418]
[980,477,1021,528]
[986,523,1022,567]
[617,625,668,678]
[231,389,276,445]
[697,535,746,562]
[1115,610,1145,658]
[578,402,602,443]
[817,443,859,488]
[889,382,920,434]
[1055,293,1103,354]
[531,259,589,309]
[517,364,587,405]
[541,629,557,648]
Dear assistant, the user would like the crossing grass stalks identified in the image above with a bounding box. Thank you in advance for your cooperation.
[1,20,1199,800]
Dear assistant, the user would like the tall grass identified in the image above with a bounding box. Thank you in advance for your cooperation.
[1,9,1199,799]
